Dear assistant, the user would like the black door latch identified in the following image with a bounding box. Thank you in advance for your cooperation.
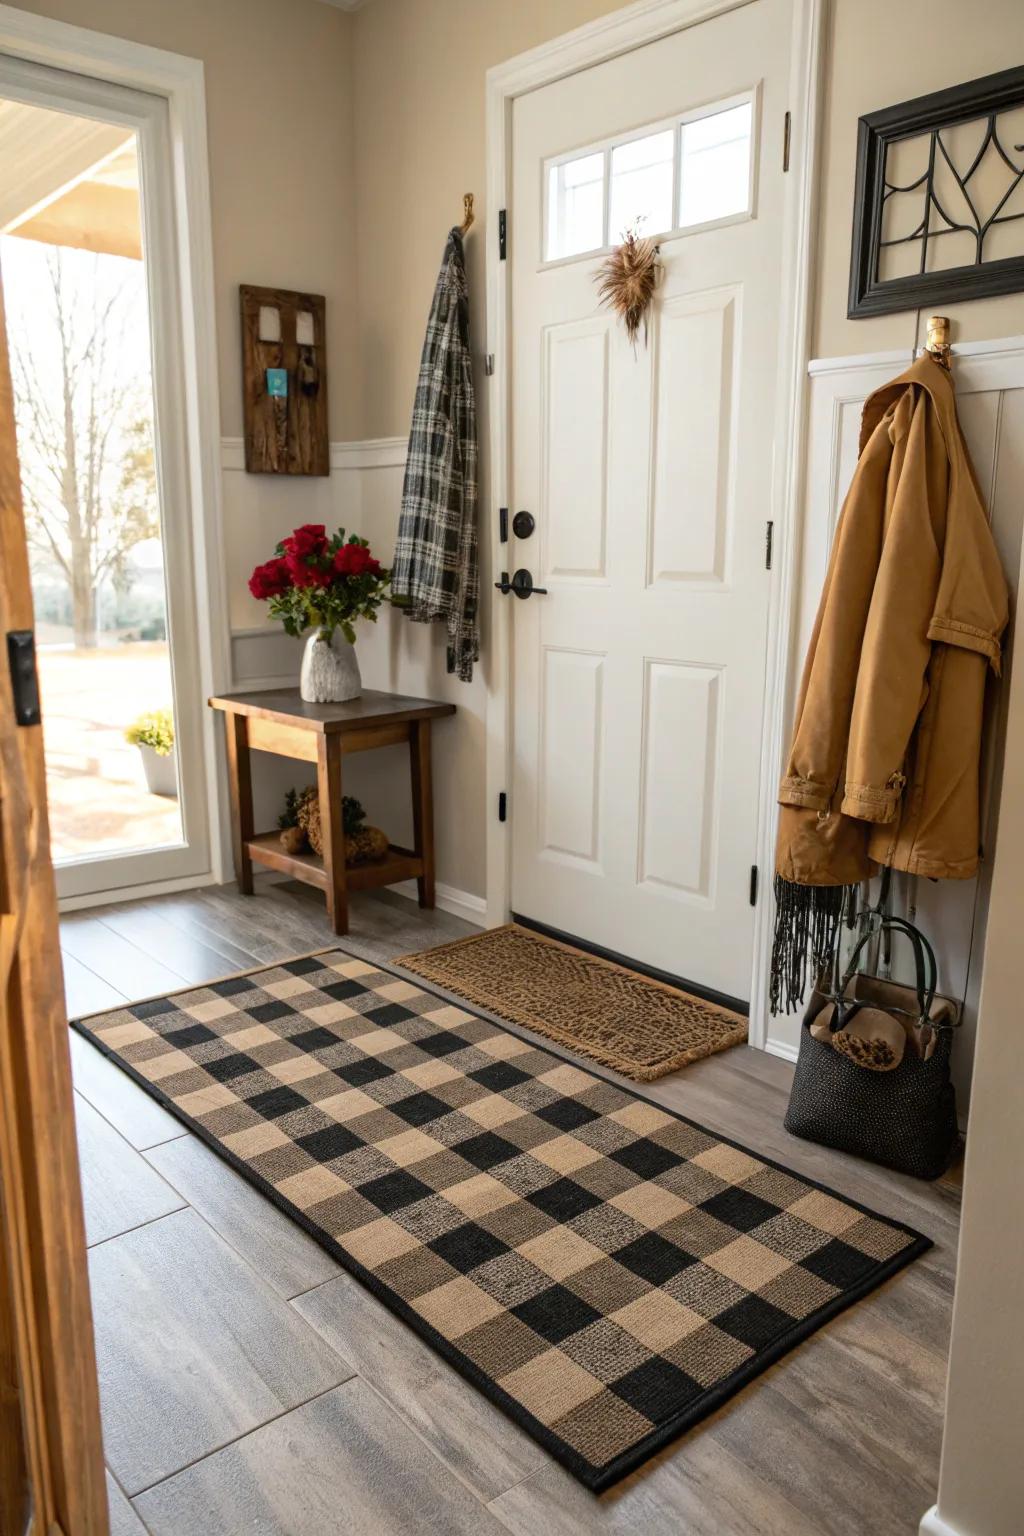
[6,630,41,726]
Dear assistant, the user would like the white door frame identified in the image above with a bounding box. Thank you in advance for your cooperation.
[0,2,230,905]
[484,0,827,1046]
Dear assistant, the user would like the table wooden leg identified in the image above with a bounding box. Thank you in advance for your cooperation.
[223,713,254,895]
[409,718,435,909]
[318,734,349,935]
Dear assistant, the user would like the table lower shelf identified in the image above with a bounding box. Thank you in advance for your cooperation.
[245,831,424,892]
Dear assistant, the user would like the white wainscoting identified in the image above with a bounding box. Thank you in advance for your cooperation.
[222,434,407,684]
[220,434,488,925]
[765,338,1024,1119]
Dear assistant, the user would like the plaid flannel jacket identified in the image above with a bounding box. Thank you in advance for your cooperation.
[392,228,479,682]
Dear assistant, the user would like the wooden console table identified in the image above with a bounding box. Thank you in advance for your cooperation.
[208,688,455,935]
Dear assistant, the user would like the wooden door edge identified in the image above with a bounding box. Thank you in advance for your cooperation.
[0,261,109,1534]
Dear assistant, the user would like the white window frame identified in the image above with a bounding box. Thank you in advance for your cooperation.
[541,84,761,267]
[0,3,230,907]
[485,0,828,1052]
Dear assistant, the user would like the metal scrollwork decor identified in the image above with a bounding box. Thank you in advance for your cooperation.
[849,65,1024,318]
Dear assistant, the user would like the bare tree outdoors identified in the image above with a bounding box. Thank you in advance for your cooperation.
[10,247,158,647]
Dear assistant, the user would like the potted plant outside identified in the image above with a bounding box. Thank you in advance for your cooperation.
[125,709,177,797]
[248,524,391,703]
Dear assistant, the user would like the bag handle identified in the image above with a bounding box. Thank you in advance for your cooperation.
[830,914,938,1031]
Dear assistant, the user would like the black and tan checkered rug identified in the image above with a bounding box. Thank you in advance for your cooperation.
[72,949,931,1492]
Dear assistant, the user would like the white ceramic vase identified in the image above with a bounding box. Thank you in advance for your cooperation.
[299,628,362,704]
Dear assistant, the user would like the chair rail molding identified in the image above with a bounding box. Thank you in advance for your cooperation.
[220,435,407,474]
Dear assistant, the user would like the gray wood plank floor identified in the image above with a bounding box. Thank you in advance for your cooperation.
[62,878,958,1536]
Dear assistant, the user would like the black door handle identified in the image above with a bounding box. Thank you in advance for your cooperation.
[494,569,547,599]
[6,630,41,726]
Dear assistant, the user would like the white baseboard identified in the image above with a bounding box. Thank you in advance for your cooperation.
[391,879,486,928]
[919,1505,960,1536]
[256,868,485,929]
[764,1037,799,1064]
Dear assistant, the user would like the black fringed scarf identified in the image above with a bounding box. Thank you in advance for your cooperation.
[769,877,858,1015]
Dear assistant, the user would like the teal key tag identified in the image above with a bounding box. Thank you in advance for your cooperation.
[266,367,288,398]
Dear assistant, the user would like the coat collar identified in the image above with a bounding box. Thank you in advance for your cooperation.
[858,352,957,456]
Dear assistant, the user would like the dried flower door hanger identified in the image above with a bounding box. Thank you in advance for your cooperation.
[594,220,663,347]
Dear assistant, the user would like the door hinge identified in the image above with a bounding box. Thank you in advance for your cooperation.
[499,507,508,543]
[484,353,495,376]
[6,630,41,726]
[498,791,508,823]
[782,110,792,173]
[749,864,759,906]
[765,520,774,570]
[498,208,507,260]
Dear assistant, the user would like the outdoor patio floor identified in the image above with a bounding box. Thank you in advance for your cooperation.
[38,640,181,862]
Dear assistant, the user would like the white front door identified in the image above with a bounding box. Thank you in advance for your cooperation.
[509,0,792,1003]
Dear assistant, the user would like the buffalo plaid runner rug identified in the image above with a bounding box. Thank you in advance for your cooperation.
[73,948,931,1492]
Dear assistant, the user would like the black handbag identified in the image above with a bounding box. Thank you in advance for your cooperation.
[784,911,960,1180]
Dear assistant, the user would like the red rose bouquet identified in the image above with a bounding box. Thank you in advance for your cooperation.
[248,524,390,644]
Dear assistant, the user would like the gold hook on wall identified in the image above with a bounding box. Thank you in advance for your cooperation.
[924,314,952,370]
[460,192,475,235]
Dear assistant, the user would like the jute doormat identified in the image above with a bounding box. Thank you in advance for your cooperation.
[72,948,930,1493]
[398,924,747,1082]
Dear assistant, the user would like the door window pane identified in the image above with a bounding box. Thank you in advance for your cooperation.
[679,102,753,228]
[608,129,675,241]
[546,151,604,260]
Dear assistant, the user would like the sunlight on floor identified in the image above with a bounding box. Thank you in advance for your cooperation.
[38,641,181,862]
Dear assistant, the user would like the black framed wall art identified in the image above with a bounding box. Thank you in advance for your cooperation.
[849,65,1024,318]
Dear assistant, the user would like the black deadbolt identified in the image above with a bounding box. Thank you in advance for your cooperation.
[512,510,535,539]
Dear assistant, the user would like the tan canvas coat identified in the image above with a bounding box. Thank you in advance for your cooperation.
[776,354,1008,887]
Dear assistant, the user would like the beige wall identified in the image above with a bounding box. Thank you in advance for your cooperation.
[349,0,1024,443]
[814,0,1024,361]
[19,0,1024,439]
[349,0,626,440]
[13,0,357,439]
[343,0,628,899]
